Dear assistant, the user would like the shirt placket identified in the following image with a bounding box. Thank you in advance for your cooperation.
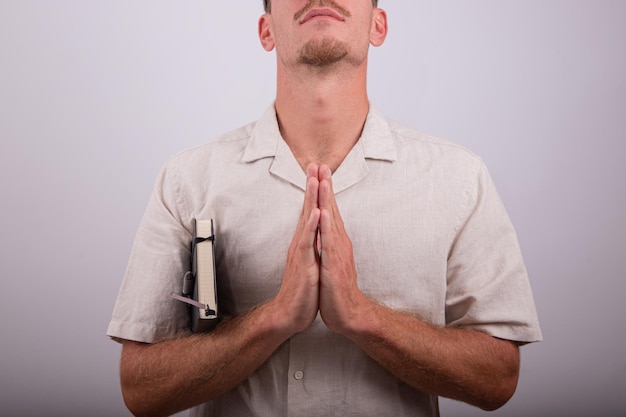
[286,330,312,417]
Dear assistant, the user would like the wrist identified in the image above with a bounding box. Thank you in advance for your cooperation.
[261,297,309,341]
[333,293,385,340]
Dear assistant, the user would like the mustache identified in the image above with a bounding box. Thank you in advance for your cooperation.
[294,0,351,22]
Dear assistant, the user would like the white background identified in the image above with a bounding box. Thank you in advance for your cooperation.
[1,1,624,416]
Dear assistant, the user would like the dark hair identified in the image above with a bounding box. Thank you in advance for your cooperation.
[263,1,379,13]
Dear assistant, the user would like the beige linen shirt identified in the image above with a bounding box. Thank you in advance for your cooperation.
[108,105,542,417]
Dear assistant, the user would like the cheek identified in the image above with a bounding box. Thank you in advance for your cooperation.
[349,23,375,52]
[273,29,299,59]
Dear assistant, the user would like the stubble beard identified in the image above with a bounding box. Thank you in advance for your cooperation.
[298,38,350,68]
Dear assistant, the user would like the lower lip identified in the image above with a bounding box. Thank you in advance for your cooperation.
[303,15,341,23]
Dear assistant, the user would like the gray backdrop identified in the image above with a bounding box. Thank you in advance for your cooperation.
[1,1,624,416]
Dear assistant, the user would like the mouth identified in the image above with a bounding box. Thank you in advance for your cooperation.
[299,8,346,24]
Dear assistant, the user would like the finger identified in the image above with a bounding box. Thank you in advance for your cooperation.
[318,185,337,261]
[306,167,322,258]
[318,173,345,233]
[319,207,332,243]
[297,207,321,263]
[315,227,322,259]
[318,165,337,212]
[299,166,320,229]
[301,206,320,240]
[317,164,333,214]
[307,162,320,179]
[319,164,332,182]
[307,208,322,236]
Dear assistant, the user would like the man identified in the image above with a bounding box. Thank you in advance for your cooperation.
[107,1,542,416]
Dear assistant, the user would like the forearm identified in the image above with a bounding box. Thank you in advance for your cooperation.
[120,300,292,417]
[315,167,520,410]
[120,168,324,417]
[344,300,520,411]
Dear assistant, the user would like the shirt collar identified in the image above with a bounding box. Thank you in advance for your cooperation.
[242,105,282,163]
[242,104,397,192]
[360,106,398,162]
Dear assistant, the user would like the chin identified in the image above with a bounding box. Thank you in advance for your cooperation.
[298,38,350,67]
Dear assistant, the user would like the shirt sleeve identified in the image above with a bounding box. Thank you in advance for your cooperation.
[445,162,542,343]
[107,159,193,344]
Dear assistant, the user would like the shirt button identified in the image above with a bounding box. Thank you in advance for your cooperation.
[294,370,304,380]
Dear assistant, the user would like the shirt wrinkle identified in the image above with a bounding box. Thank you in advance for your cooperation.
[447,160,483,260]
[169,161,191,231]
[107,104,542,417]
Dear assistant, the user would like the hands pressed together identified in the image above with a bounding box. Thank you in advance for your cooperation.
[120,167,521,416]
[274,163,371,337]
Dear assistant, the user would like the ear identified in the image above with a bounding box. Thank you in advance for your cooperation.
[369,9,388,47]
[258,13,275,51]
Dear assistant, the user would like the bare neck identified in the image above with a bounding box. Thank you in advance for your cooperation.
[274,62,370,172]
